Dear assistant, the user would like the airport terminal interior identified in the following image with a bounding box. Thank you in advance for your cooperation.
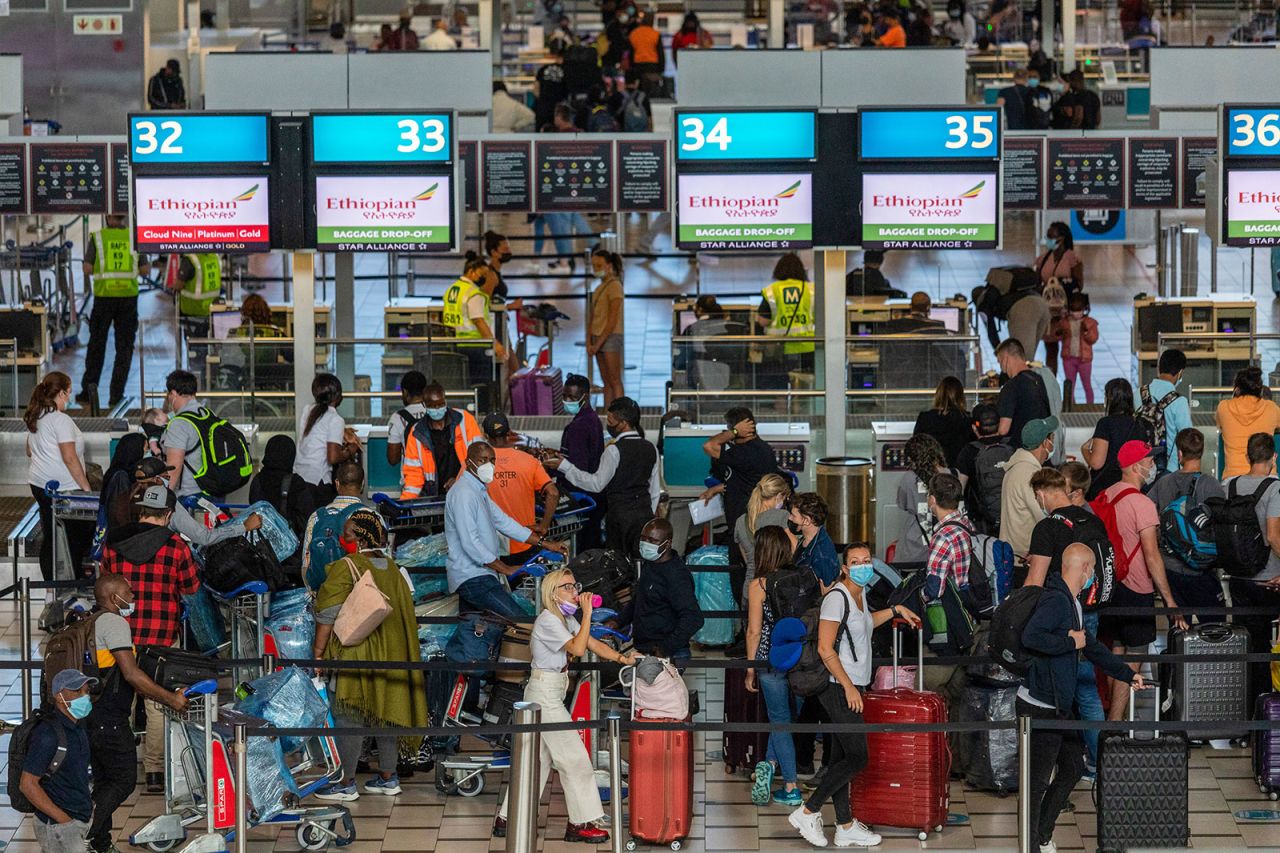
[5,1,1280,851]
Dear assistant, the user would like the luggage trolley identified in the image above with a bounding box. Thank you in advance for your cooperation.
[131,680,354,853]
[375,491,597,557]
[205,580,269,682]
[39,483,99,631]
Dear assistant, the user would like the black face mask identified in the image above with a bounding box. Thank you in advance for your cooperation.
[606,422,624,438]
[787,520,802,535]
[498,251,513,264]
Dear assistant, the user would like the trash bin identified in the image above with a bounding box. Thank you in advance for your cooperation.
[815,457,874,549]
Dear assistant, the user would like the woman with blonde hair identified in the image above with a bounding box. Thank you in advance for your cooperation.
[493,567,636,843]
[733,473,793,602]
[25,371,93,587]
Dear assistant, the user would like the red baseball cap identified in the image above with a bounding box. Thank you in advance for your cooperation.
[1117,440,1153,469]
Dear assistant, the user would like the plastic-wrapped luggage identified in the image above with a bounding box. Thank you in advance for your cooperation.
[203,708,300,824]
[396,533,448,569]
[239,500,300,562]
[231,666,331,756]
[265,587,313,661]
[182,587,226,653]
[956,684,1018,794]
[687,546,737,646]
[416,594,459,660]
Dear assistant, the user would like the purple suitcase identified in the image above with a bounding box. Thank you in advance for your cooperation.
[509,366,564,415]
[1255,694,1280,797]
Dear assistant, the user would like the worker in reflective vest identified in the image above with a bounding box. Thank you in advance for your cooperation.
[400,381,482,499]
[79,214,148,407]
[757,253,816,388]
[442,257,505,412]
[175,253,223,371]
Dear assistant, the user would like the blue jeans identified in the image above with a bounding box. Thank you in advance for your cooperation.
[758,670,798,783]
[1076,610,1103,767]
[535,212,591,256]
[456,573,525,620]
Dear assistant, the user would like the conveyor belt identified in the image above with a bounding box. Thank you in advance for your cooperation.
[0,496,38,558]
[0,417,130,433]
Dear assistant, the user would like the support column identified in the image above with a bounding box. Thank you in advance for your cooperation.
[480,0,500,76]
[769,0,785,47]
[334,252,356,417]
[817,250,847,458]
[293,253,317,407]
[1061,0,1077,72]
[1041,0,1056,57]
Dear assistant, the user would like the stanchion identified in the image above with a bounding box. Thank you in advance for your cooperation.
[1017,714,1032,853]
[19,577,31,716]
[507,702,542,853]
[608,714,624,853]
[234,722,248,853]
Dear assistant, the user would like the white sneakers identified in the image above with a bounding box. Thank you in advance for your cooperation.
[790,807,883,848]
[1039,843,1058,853]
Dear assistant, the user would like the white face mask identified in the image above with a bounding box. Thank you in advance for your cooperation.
[473,462,495,484]
[1142,463,1157,486]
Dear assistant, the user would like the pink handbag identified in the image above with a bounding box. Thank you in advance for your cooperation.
[873,664,918,692]
[626,659,690,720]
[334,558,392,646]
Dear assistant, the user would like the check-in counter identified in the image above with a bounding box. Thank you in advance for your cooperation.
[1131,295,1256,387]
[0,305,49,414]
[211,303,331,339]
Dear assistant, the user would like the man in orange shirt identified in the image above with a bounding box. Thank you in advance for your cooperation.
[483,413,559,564]
[628,10,666,78]
[877,8,907,47]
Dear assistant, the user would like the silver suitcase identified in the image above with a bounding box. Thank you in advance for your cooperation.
[1169,623,1249,739]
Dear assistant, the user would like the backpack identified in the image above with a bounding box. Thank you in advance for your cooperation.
[1089,486,1144,584]
[1203,477,1277,578]
[1137,384,1179,454]
[935,519,995,617]
[202,532,287,594]
[987,585,1044,677]
[587,105,619,133]
[765,565,821,621]
[971,440,1015,528]
[7,712,68,814]
[304,502,368,592]
[173,408,253,497]
[1049,510,1116,610]
[620,90,649,132]
[40,611,104,708]
[971,532,1015,612]
[787,589,850,698]
[1041,277,1068,313]
[396,407,424,435]
[1157,474,1218,572]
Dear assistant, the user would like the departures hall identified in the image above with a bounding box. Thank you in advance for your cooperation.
[1,4,1280,853]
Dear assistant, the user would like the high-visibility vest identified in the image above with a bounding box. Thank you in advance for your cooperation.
[761,278,815,355]
[399,409,481,498]
[442,277,491,345]
[90,228,140,298]
[178,254,222,317]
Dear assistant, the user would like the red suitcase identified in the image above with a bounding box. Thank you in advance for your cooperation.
[722,668,770,774]
[509,366,564,415]
[629,719,694,849]
[850,624,951,841]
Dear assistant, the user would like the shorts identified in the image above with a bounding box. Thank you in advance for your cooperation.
[1100,581,1156,649]
[597,333,623,353]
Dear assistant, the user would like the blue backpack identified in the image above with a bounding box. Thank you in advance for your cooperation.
[1158,474,1218,572]
[304,502,368,592]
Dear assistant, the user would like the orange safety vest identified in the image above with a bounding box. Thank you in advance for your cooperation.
[400,408,481,499]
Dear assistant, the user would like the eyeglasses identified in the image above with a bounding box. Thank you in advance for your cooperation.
[556,582,583,593]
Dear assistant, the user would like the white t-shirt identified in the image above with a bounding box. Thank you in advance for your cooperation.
[27,411,85,489]
[530,609,579,672]
[387,403,427,447]
[295,404,345,485]
[819,584,874,687]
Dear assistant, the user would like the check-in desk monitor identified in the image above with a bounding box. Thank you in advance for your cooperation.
[1131,295,1256,387]
[660,423,812,497]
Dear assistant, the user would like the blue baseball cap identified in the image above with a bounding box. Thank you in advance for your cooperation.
[767,617,809,673]
[51,669,97,695]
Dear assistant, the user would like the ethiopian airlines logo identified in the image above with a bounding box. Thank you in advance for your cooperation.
[324,185,440,221]
[232,184,259,202]
[959,180,985,199]
[871,180,987,218]
[774,180,802,200]
[413,183,439,201]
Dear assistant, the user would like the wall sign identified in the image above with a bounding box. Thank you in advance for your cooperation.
[109,142,130,217]
[1002,137,1043,210]
[0,144,26,214]
[1046,138,1125,209]
[1128,138,1178,209]
[534,140,613,212]
[29,143,108,215]
[1181,137,1217,210]
[616,140,668,213]
[458,140,478,213]
[482,140,531,212]
[676,172,813,250]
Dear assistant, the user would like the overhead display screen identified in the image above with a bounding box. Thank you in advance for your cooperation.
[859,108,1000,160]
[133,175,271,253]
[1224,169,1280,246]
[129,114,269,164]
[861,172,998,249]
[314,175,451,252]
[311,113,453,164]
[676,172,813,250]
[1224,107,1280,158]
[675,111,816,161]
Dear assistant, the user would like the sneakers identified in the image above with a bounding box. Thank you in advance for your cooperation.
[314,781,359,801]
[1039,842,1058,853]
[833,820,881,848]
[750,761,774,806]
[363,774,401,795]
[789,806,829,848]
[773,787,804,807]
[492,817,507,838]
[145,772,163,794]
[795,763,817,781]
[564,822,609,843]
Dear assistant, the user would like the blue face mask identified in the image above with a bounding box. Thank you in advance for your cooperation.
[1082,573,1095,591]
[64,694,92,720]
[564,399,582,415]
[425,406,447,422]
[1042,236,1060,249]
[638,540,664,561]
[1028,77,1040,87]
[849,564,877,588]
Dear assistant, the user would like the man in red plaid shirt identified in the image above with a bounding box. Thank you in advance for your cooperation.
[922,473,974,602]
[100,484,200,793]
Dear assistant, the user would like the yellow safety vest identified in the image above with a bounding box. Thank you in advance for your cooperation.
[90,228,139,298]
[178,254,222,317]
[762,278,815,355]
[442,277,491,346]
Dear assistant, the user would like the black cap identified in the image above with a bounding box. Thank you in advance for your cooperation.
[481,411,510,439]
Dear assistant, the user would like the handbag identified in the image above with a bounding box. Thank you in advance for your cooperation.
[872,664,918,691]
[333,558,392,647]
[624,657,690,720]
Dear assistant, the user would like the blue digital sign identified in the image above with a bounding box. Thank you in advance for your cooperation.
[1224,106,1280,157]
[312,113,454,163]
[859,109,1001,160]
[128,114,269,164]
[674,111,816,161]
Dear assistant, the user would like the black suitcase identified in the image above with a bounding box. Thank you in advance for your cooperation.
[1168,623,1249,739]
[137,646,221,691]
[567,548,634,610]
[722,666,769,774]
[1096,685,1190,852]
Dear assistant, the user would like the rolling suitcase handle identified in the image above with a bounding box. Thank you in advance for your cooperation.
[891,618,925,692]
[1128,678,1161,739]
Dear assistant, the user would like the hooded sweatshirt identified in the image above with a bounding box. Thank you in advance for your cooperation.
[101,520,199,647]
[1217,395,1280,478]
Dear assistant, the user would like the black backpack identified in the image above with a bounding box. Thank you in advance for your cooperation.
[568,549,635,610]
[936,519,994,618]
[987,585,1045,677]
[766,565,821,621]
[396,408,423,434]
[8,712,68,814]
[787,589,850,698]
[971,440,1015,528]
[1137,384,1179,454]
[201,531,287,593]
[174,408,253,497]
[1204,477,1277,578]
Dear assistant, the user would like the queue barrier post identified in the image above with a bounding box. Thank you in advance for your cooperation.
[608,714,624,853]
[234,721,249,853]
[19,577,31,717]
[507,702,541,853]
[1017,714,1032,853]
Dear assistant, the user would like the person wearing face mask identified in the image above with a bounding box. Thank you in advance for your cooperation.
[1081,378,1147,500]
[1051,292,1098,405]
[994,338,1051,446]
[995,68,1033,129]
[82,573,189,852]
[1094,440,1186,722]
[545,396,658,558]
[399,381,482,499]
[588,247,626,405]
[556,374,605,549]
[312,509,429,802]
[1025,69,1054,130]
[1142,348,1191,474]
[789,492,840,587]
[614,518,704,670]
[446,440,568,618]
[22,669,96,853]
[1019,543,1146,853]
[1035,222,1083,373]
[481,412,559,565]
[444,256,506,413]
[942,0,976,44]
[492,568,635,841]
[999,417,1059,559]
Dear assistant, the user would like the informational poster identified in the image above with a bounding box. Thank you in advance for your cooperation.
[535,140,613,212]
[676,172,813,250]
[1181,137,1217,210]
[1128,138,1179,209]
[133,176,270,253]
[0,144,26,214]
[29,143,109,214]
[1002,137,1043,210]
[616,140,668,212]
[482,140,531,212]
[313,175,451,251]
[1046,138,1125,208]
[861,172,998,249]
[109,142,130,216]
[1224,169,1280,246]
[458,140,478,213]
